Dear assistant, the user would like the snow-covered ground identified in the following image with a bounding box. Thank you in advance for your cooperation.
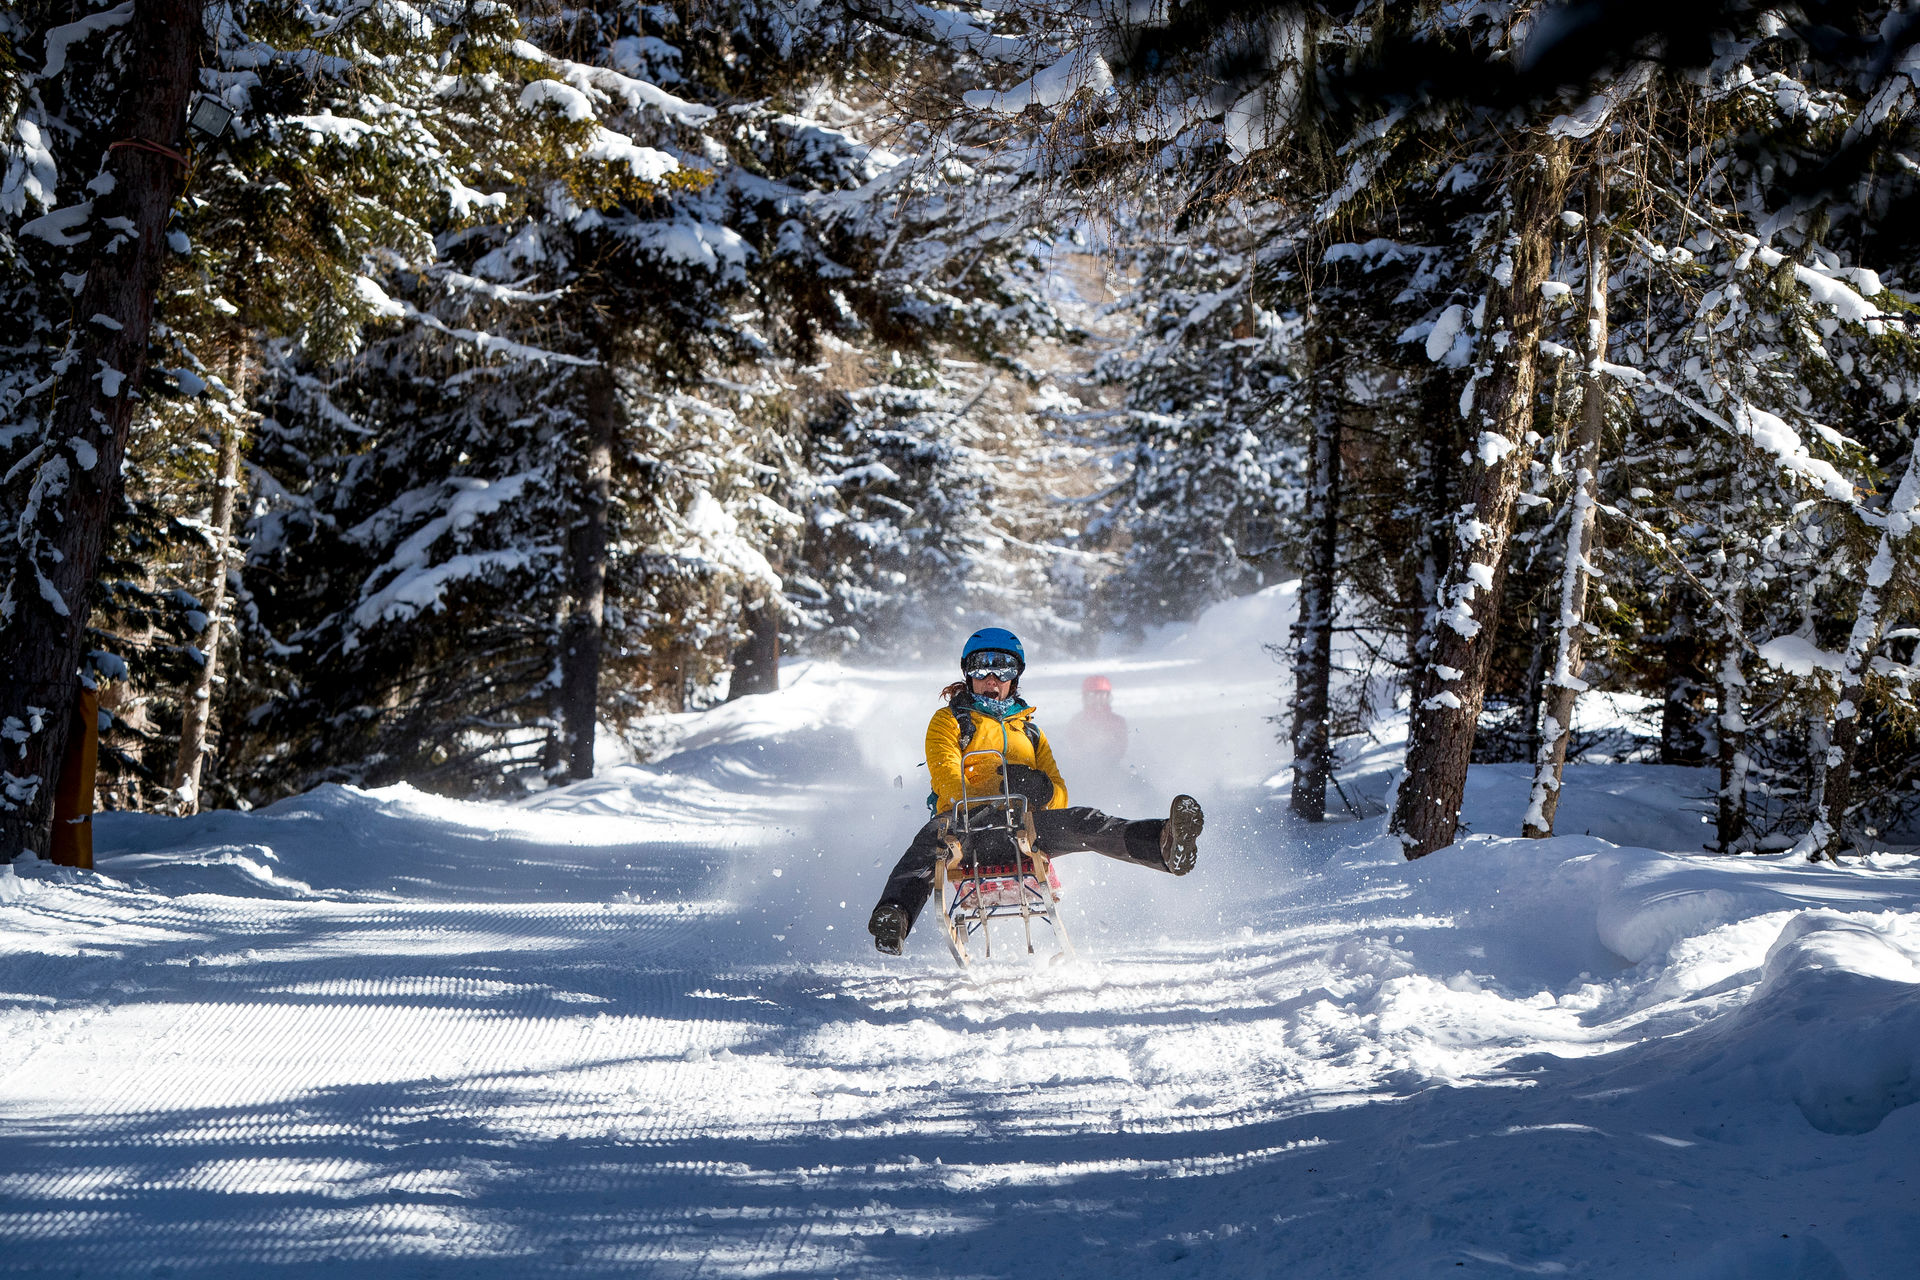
[4,584,1918,1278]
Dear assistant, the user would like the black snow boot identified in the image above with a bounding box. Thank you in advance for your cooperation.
[1160,795,1203,875]
[868,902,909,955]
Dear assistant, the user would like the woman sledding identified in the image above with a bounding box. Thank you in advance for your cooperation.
[867,626,1204,955]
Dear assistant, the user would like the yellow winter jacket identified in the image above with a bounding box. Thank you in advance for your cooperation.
[927,699,1069,815]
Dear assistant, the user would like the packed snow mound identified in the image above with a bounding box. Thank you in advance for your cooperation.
[1578,844,1864,964]
[1643,910,1920,1135]
[0,860,38,904]
[1314,833,1920,1136]
[1751,912,1920,1133]
[1388,834,1920,1146]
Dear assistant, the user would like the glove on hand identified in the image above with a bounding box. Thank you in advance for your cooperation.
[1003,763,1056,809]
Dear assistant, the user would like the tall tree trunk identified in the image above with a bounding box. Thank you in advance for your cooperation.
[727,592,782,700]
[0,0,203,859]
[1290,328,1342,820]
[1524,169,1610,838]
[167,357,248,814]
[1714,586,1750,853]
[1397,371,1462,781]
[1411,372,1462,650]
[1661,605,1708,764]
[1803,712,1831,848]
[667,644,691,713]
[1518,606,1551,769]
[1812,445,1920,858]
[1390,133,1572,858]
[558,362,619,782]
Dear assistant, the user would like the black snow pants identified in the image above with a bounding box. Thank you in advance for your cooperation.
[875,805,1170,935]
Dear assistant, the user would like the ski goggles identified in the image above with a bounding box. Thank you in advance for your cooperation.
[964,653,1021,680]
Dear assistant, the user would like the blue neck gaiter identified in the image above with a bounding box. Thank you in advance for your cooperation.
[972,694,1021,719]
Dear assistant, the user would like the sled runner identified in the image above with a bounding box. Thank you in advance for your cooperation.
[933,747,1075,968]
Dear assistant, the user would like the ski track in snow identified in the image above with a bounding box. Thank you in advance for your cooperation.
[4,587,1920,1278]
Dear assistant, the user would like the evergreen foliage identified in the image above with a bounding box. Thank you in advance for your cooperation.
[4,0,1919,866]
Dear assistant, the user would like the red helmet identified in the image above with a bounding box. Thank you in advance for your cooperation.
[1082,675,1112,694]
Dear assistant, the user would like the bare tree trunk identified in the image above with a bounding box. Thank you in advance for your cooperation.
[558,362,619,781]
[1519,613,1550,761]
[1661,606,1708,764]
[1397,373,1463,793]
[1291,328,1342,820]
[1714,587,1750,853]
[1804,712,1831,845]
[1524,169,1610,838]
[1411,374,1461,649]
[1390,133,1572,858]
[727,592,782,700]
[167,361,248,814]
[1812,445,1920,858]
[0,0,203,859]
[667,644,691,713]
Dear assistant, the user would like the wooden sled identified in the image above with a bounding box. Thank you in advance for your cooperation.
[933,748,1075,968]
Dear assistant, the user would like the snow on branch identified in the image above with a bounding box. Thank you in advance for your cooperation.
[1,117,59,216]
[346,474,548,642]
[35,2,134,80]
[1728,404,1856,503]
[510,40,718,126]
[1598,355,1858,503]
[1547,61,1652,138]
[670,490,781,591]
[618,220,753,274]
[583,128,680,183]
[432,270,565,306]
[351,276,597,366]
[1756,633,1846,678]
[1314,109,1405,224]
[19,202,93,247]
[1847,37,1920,140]
[281,112,380,143]
[1732,236,1889,333]
[840,0,1034,65]
[964,48,1113,114]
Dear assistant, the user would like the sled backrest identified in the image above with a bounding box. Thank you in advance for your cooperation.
[949,747,1029,836]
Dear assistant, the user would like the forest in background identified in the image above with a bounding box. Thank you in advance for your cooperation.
[3,1,1919,864]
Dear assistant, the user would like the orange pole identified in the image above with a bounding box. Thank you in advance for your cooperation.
[49,687,99,869]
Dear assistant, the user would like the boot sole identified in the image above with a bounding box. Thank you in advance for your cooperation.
[1165,795,1203,875]
[868,904,907,955]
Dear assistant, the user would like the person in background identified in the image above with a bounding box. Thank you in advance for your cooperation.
[1067,674,1128,768]
[867,627,1202,955]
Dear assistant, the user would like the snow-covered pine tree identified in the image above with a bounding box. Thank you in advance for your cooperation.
[225,0,1087,799]
[1530,12,1920,853]
[1,0,209,855]
[19,0,592,815]
[232,3,731,796]
[792,340,1099,657]
[113,0,547,811]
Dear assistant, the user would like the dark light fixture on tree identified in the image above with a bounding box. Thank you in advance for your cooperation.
[187,95,234,145]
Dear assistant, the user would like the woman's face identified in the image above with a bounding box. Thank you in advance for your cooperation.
[970,672,1012,699]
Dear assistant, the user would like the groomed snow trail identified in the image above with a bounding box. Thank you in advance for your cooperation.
[4,588,1919,1278]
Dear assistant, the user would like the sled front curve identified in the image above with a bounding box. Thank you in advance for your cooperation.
[933,748,1074,968]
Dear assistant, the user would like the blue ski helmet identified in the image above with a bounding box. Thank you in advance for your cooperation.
[961,627,1026,677]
